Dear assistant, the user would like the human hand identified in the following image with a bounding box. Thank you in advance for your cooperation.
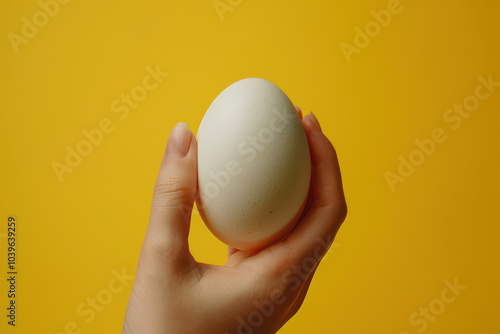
[123,109,347,334]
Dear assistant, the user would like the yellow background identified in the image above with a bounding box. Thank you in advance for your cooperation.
[1,0,499,333]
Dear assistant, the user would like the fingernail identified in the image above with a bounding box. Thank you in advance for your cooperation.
[295,106,303,120]
[166,122,191,158]
[309,112,322,132]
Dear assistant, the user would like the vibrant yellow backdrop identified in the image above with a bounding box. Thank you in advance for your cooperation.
[1,0,499,333]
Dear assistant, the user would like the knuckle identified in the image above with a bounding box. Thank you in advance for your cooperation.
[328,201,348,227]
[324,195,347,219]
[141,234,182,268]
[338,201,348,223]
[153,176,194,202]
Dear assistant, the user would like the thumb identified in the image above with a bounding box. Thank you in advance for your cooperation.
[140,122,198,277]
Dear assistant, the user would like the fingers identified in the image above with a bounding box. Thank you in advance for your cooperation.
[139,122,198,277]
[224,111,344,326]
[241,112,346,276]
[282,112,347,264]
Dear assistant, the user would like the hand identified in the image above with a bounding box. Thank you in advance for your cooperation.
[123,110,347,334]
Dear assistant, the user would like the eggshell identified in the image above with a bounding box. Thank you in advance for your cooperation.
[196,78,311,251]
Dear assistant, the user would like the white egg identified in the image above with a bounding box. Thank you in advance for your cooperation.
[196,78,311,251]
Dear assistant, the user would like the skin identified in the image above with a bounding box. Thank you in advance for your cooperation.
[123,109,347,334]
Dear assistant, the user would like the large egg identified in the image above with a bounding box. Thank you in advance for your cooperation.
[196,78,311,251]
